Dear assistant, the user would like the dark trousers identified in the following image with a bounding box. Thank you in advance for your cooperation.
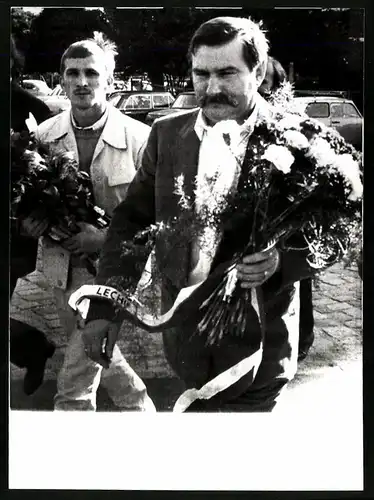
[298,278,315,354]
[185,378,288,412]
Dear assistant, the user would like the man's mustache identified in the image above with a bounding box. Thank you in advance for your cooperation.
[200,94,239,107]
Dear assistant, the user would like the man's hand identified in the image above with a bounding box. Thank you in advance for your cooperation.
[236,247,280,288]
[81,319,120,368]
[63,222,106,255]
[19,209,49,239]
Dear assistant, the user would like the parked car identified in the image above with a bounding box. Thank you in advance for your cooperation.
[40,84,71,115]
[294,95,363,149]
[108,91,175,123]
[145,91,198,125]
[20,79,52,97]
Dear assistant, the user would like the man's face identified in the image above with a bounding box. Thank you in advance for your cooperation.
[191,37,266,124]
[61,54,111,110]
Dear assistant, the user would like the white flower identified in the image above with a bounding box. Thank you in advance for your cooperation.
[277,114,303,130]
[262,144,295,174]
[283,130,310,150]
[306,137,338,167]
[24,149,46,166]
[334,154,363,201]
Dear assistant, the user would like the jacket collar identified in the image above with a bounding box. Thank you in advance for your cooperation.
[100,106,128,150]
[172,110,200,200]
[178,109,200,140]
[193,96,260,142]
[46,105,128,150]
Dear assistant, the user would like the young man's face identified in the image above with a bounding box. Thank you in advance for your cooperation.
[191,36,266,125]
[61,53,112,111]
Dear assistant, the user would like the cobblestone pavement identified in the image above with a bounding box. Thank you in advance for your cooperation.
[10,260,362,411]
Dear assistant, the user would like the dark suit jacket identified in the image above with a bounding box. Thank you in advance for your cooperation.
[11,81,51,134]
[93,107,315,401]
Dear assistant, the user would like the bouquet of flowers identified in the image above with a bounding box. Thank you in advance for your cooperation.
[67,86,362,412]
[11,127,110,275]
[70,86,362,346]
[111,86,362,345]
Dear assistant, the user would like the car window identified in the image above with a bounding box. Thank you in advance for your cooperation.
[173,94,198,108]
[305,102,330,118]
[330,104,344,118]
[153,94,170,108]
[343,103,360,118]
[124,95,152,109]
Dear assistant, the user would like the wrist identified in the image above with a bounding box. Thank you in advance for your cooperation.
[86,298,117,323]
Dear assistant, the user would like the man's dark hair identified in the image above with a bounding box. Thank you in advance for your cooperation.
[188,16,269,71]
[267,56,287,91]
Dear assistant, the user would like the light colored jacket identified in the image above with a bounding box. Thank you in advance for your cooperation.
[35,106,150,289]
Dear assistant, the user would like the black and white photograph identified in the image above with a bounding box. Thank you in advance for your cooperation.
[8,5,365,491]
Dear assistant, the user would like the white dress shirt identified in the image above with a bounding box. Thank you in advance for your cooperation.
[188,96,260,286]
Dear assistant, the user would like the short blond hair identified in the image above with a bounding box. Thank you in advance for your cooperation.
[60,32,118,77]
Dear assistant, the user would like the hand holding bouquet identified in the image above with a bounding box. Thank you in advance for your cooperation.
[190,92,363,344]
[11,128,110,275]
[69,85,363,344]
[68,86,362,412]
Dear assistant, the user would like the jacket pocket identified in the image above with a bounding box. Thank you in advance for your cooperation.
[107,163,136,187]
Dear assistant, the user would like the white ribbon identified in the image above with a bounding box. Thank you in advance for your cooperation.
[68,282,202,325]
[173,345,263,412]
[69,283,264,412]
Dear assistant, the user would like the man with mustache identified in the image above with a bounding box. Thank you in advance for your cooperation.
[23,35,155,411]
[80,17,315,412]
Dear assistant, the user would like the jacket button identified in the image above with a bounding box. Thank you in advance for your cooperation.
[57,280,63,286]
[60,253,65,257]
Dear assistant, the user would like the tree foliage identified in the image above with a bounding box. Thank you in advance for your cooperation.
[14,7,364,107]
[25,7,110,73]
[249,7,363,89]
[11,7,36,55]
[103,7,238,90]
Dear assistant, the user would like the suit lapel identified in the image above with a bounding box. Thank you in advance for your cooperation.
[166,111,200,289]
[172,111,200,205]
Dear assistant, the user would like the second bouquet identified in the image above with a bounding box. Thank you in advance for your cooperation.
[11,128,110,275]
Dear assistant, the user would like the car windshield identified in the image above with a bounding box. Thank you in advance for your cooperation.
[304,102,330,118]
[172,94,198,108]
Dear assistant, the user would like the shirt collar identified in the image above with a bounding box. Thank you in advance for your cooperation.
[194,93,260,142]
[70,105,109,132]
